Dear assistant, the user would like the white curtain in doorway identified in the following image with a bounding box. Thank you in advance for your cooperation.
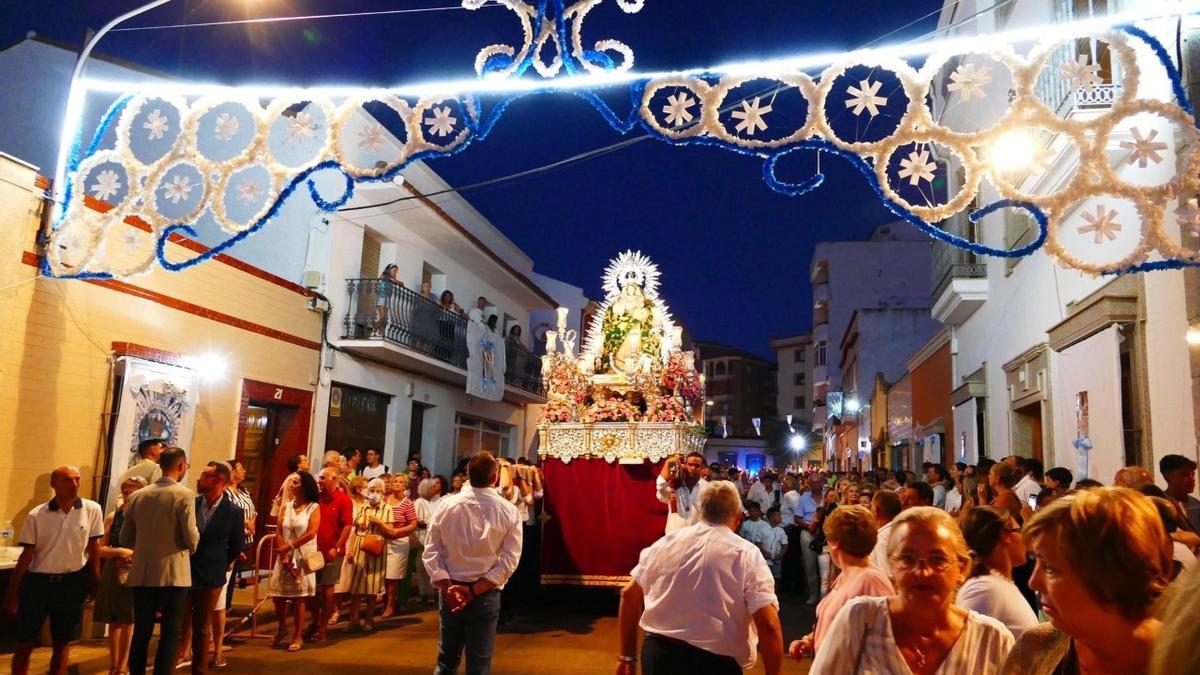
[1051,325,1123,483]
[105,357,199,510]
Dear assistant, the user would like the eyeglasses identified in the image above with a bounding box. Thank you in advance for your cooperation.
[891,553,955,572]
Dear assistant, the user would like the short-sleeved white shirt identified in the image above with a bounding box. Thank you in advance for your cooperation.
[18,498,105,574]
[955,572,1039,640]
[631,520,779,669]
[810,595,1014,675]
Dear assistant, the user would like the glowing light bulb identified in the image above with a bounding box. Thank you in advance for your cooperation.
[789,435,807,451]
[987,131,1039,174]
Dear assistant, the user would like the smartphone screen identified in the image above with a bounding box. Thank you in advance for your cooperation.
[1027,495,1038,509]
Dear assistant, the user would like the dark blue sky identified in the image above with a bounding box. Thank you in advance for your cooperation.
[1,0,943,358]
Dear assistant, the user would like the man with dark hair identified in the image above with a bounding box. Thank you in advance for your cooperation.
[1014,457,1043,508]
[868,490,902,570]
[1044,466,1074,493]
[122,447,200,675]
[900,480,934,510]
[286,454,309,475]
[180,462,244,673]
[423,451,522,675]
[924,464,950,509]
[1159,454,1200,533]
[114,438,166,507]
[656,451,709,532]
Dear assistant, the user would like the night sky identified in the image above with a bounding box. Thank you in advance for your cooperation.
[0,0,943,358]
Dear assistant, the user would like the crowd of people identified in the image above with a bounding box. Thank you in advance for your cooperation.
[3,442,542,675]
[625,451,1200,674]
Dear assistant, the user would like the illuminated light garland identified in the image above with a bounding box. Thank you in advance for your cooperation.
[43,3,1200,279]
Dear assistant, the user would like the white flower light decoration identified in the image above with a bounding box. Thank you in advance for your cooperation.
[357,123,386,153]
[946,63,992,102]
[214,112,239,141]
[1060,53,1102,93]
[286,111,318,142]
[45,21,1200,279]
[90,169,122,201]
[845,78,888,117]
[1077,204,1122,244]
[898,148,937,186]
[731,97,772,136]
[1120,127,1168,168]
[236,181,263,205]
[160,174,194,204]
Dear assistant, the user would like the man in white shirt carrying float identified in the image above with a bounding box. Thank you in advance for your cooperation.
[616,481,783,675]
[655,451,709,533]
[423,451,523,675]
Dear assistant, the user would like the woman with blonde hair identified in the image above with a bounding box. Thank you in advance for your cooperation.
[812,506,1014,674]
[1001,488,1170,675]
[788,505,893,661]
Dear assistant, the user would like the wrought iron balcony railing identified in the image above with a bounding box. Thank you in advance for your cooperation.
[342,278,543,396]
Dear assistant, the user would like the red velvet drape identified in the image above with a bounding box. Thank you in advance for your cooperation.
[540,458,667,585]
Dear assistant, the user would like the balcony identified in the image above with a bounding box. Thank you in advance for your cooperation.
[931,239,988,326]
[1034,46,1121,118]
[812,363,829,386]
[339,278,545,404]
[813,283,830,309]
[813,321,829,344]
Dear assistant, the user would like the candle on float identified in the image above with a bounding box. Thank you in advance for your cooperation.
[546,330,558,353]
[670,325,683,347]
[556,307,569,332]
[541,354,552,374]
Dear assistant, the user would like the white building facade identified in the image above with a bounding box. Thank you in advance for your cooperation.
[932,0,1198,482]
[771,332,814,432]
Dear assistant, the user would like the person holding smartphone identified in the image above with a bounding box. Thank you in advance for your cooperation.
[657,453,708,533]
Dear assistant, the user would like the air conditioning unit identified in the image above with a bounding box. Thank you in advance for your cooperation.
[302,270,322,289]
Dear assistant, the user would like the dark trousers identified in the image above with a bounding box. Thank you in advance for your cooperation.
[184,587,222,674]
[502,523,540,612]
[642,633,740,675]
[129,586,188,675]
[1013,556,1040,614]
[781,525,803,595]
[435,588,502,675]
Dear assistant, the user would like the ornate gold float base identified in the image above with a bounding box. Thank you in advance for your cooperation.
[537,421,706,464]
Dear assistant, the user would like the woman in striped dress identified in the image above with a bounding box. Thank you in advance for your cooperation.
[382,474,419,618]
[345,478,395,631]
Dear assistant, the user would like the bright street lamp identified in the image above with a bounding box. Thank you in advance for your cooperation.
[845,397,861,414]
[789,434,807,452]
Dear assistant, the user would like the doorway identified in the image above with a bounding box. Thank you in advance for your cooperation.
[409,401,432,465]
[325,382,391,456]
[234,380,314,544]
[1011,402,1044,462]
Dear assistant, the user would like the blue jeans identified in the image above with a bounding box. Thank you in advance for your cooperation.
[434,588,502,675]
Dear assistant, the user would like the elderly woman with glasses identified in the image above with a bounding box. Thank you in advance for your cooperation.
[811,507,1014,674]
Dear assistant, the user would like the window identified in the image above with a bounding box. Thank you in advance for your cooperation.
[794,396,805,410]
[815,343,827,367]
[714,362,727,377]
[794,349,805,363]
[454,413,512,462]
[793,373,806,386]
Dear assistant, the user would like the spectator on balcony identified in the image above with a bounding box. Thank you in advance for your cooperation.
[507,324,523,346]
[374,264,402,337]
[439,290,464,317]
[420,280,436,302]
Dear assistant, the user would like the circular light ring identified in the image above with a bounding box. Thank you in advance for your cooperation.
[330,92,415,178]
[47,205,109,275]
[143,158,211,228]
[704,74,818,149]
[811,55,924,155]
[409,96,472,153]
[1021,31,1140,128]
[261,96,337,173]
[181,94,265,171]
[1088,98,1200,203]
[113,94,189,173]
[917,45,1024,143]
[873,133,980,222]
[210,160,284,234]
[1044,187,1155,275]
[72,149,139,212]
[639,76,713,141]
[92,211,161,278]
[981,112,1091,207]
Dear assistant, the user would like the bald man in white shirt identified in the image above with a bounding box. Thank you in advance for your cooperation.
[423,451,522,675]
[616,481,783,675]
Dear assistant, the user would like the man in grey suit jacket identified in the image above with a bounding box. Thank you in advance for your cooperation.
[121,447,200,675]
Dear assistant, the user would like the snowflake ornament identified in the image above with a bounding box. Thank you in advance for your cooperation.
[90,169,122,201]
[662,92,696,128]
[845,79,888,117]
[1175,199,1200,238]
[425,107,458,138]
[731,97,773,136]
[160,175,194,205]
[1120,127,1168,168]
[286,111,318,142]
[214,113,239,141]
[898,149,937,186]
[1076,204,1122,244]
[1060,54,1102,94]
[236,181,263,205]
[143,109,169,140]
[120,229,141,253]
[357,124,386,153]
[946,63,992,102]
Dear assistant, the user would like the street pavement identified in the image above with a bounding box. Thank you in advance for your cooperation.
[9,587,815,674]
